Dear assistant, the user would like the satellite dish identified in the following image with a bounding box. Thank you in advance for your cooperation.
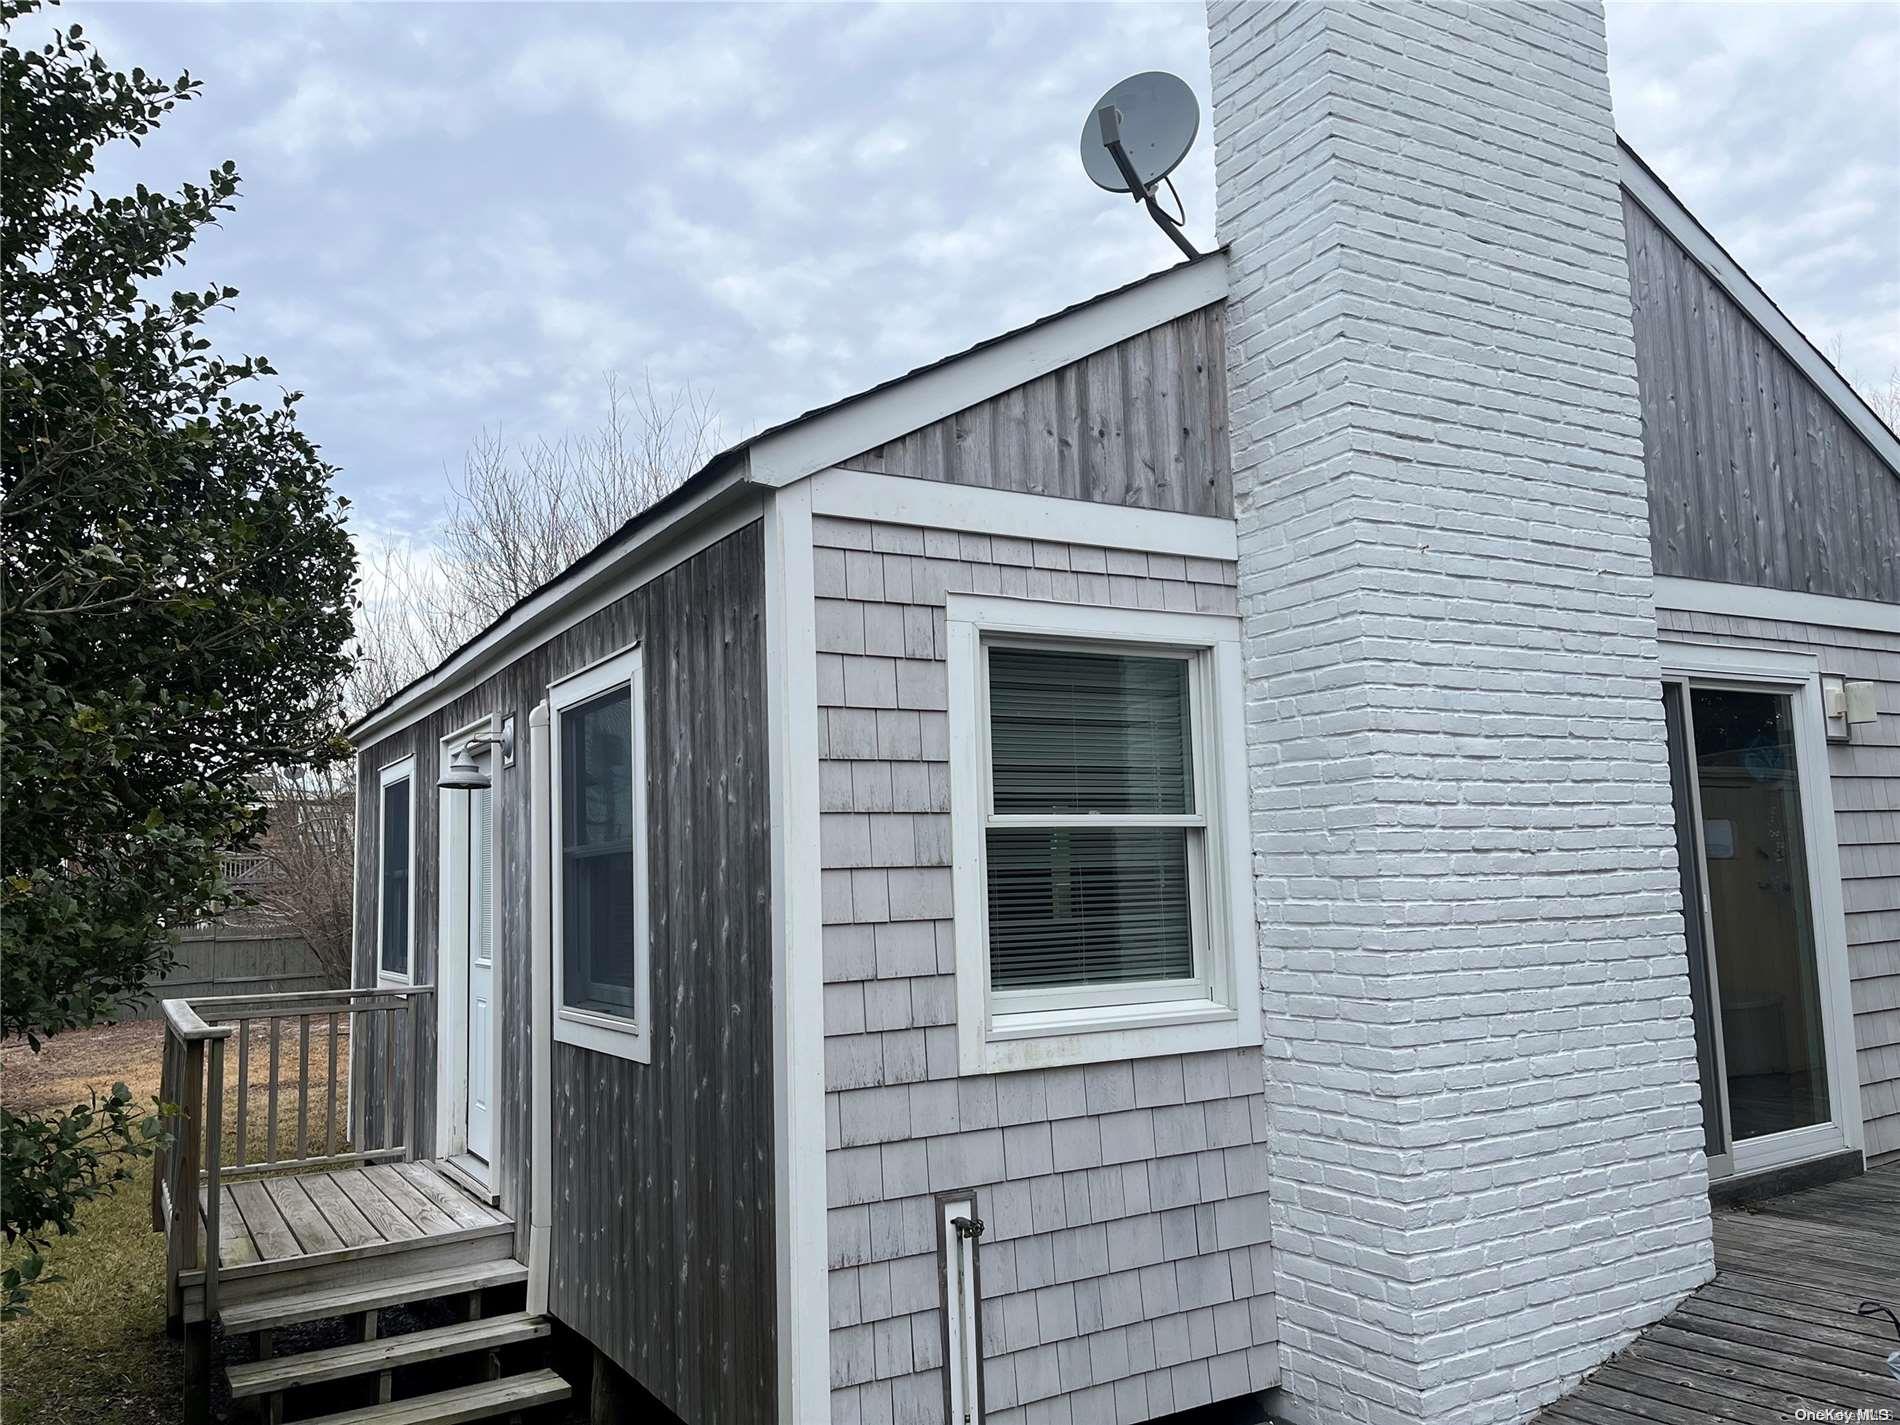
[1079,71,1201,259]
[1080,71,1199,195]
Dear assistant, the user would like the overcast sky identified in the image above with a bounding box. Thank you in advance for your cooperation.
[56,1,1900,548]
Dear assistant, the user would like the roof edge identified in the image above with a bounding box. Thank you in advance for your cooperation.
[344,461,757,746]
[1617,138,1900,477]
[747,250,1230,487]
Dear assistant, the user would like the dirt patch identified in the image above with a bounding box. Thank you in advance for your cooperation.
[1,1018,166,1115]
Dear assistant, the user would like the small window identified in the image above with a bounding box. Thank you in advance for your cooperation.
[377,758,415,982]
[948,595,1260,1074]
[985,646,1203,997]
[550,646,650,1063]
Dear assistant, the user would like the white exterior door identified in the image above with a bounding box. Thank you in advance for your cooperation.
[465,780,496,1164]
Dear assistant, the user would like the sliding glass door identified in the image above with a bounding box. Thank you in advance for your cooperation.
[1662,659,1855,1178]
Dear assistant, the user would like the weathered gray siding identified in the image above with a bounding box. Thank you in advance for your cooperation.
[1656,606,1900,1159]
[842,304,1232,519]
[813,515,1276,1425]
[351,522,776,1422]
[1624,192,1900,601]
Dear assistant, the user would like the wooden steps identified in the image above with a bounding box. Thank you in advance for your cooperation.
[291,1369,571,1423]
[182,1161,569,1423]
[219,1260,528,1335]
[227,1311,551,1398]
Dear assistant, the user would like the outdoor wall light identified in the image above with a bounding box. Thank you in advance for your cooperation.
[437,716,515,791]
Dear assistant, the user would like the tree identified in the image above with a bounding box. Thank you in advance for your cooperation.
[438,371,721,630]
[250,763,355,985]
[0,1,357,1312]
[342,371,721,722]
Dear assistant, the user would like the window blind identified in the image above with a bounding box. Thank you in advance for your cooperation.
[985,645,1197,990]
[989,647,1193,815]
[987,827,1193,987]
[561,686,637,1017]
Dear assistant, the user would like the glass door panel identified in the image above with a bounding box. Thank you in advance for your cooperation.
[1662,686,1724,1158]
[1689,687,1830,1143]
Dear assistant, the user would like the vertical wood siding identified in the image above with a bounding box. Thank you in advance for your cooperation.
[1624,193,1899,601]
[351,523,776,1421]
[1657,607,1900,1159]
[842,304,1233,518]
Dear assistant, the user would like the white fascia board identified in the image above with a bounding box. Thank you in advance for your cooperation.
[808,467,1238,563]
[747,253,1231,489]
[348,476,760,748]
[1618,144,1900,476]
[1654,576,1900,637]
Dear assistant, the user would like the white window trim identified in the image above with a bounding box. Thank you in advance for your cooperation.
[376,755,416,986]
[947,595,1261,1073]
[1657,639,1864,1177]
[548,643,652,1065]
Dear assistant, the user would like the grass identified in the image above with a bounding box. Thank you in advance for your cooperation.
[1,1015,356,1425]
[1,1019,178,1425]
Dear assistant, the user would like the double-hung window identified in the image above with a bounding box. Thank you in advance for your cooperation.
[549,645,651,1063]
[377,757,415,983]
[948,595,1259,1072]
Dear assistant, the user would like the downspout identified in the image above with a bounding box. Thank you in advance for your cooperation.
[526,700,553,1315]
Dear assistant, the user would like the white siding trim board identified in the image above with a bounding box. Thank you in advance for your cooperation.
[765,482,832,1423]
[810,466,1238,562]
[1655,576,1900,637]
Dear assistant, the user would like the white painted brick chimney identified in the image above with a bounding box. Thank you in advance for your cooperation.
[1208,2,1715,1421]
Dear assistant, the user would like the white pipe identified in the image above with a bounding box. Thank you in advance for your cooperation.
[526,700,553,1316]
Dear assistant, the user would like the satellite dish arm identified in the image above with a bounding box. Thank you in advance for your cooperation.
[1097,105,1200,261]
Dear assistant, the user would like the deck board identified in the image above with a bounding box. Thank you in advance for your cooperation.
[391,1161,502,1229]
[360,1164,459,1236]
[264,1177,345,1255]
[230,1180,303,1261]
[299,1172,383,1248]
[1537,1160,1900,1420]
[196,1162,503,1272]
[331,1168,426,1243]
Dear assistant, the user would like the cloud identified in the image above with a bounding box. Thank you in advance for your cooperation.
[65,0,1896,545]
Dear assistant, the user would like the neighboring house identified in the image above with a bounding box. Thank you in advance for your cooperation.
[271,7,1893,1425]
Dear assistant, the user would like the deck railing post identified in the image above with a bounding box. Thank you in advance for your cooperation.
[406,990,425,1162]
[171,1037,205,1291]
[153,1025,175,1236]
[203,1035,225,1319]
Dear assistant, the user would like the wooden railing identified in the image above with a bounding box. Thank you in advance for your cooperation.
[153,984,434,1320]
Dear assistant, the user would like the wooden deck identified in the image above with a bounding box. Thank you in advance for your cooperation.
[194,1161,509,1274]
[1539,1162,1900,1422]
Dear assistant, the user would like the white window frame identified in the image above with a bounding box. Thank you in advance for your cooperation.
[1657,640,1863,1179]
[548,643,651,1064]
[947,595,1261,1073]
[376,755,416,986]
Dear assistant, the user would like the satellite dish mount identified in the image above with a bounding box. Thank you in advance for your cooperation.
[1082,72,1201,261]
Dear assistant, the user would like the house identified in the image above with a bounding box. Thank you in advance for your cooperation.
[150,5,1896,1424]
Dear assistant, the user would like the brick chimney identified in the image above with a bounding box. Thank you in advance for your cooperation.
[1209,2,1715,1421]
